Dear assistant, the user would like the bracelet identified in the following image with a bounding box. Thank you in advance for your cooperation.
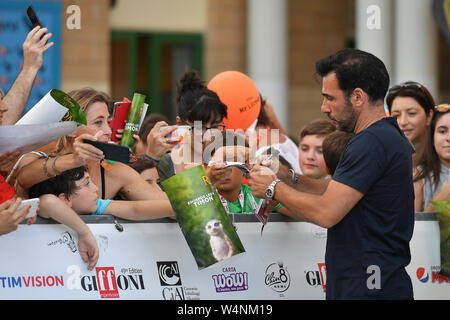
[43,156,55,178]
[52,156,61,175]
[144,154,160,163]
[289,169,298,186]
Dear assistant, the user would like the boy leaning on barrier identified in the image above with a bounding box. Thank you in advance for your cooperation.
[29,166,175,222]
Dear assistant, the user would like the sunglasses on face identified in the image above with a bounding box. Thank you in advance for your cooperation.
[388,82,423,95]
[434,104,450,113]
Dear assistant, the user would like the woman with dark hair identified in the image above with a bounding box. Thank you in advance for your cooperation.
[386,81,436,211]
[386,81,435,169]
[414,104,450,212]
[157,70,228,183]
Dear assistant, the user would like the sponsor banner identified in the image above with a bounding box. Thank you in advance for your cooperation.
[0,217,446,299]
[406,220,449,299]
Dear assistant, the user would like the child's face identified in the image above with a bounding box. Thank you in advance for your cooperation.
[298,134,328,179]
[69,171,99,214]
[216,167,243,192]
[140,168,161,190]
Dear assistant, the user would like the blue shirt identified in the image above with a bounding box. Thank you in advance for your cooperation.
[327,117,414,300]
[91,199,112,215]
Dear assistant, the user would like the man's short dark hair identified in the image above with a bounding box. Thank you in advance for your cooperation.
[315,48,390,104]
[29,166,87,199]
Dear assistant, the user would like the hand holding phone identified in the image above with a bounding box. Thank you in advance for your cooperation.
[160,125,191,144]
[83,139,130,163]
[17,198,40,220]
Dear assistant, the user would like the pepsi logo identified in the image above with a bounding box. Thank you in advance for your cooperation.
[416,267,429,283]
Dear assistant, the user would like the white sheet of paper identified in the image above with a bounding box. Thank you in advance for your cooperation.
[0,121,82,153]
[15,90,68,125]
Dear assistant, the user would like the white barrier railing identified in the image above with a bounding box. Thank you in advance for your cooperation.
[0,213,448,300]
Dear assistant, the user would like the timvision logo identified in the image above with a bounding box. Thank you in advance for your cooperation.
[157,261,200,300]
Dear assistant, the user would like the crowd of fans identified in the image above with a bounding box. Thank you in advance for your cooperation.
[0,26,448,273]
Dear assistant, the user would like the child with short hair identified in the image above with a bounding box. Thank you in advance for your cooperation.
[322,130,353,176]
[29,166,175,219]
[204,131,285,214]
[298,119,337,179]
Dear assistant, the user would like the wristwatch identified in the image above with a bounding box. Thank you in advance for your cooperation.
[265,179,281,200]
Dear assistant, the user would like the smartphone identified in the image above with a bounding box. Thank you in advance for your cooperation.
[224,162,251,174]
[83,139,130,163]
[208,161,250,174]
[110,99,131,142]
[17,198,40,220]
[27,5,46,39]
[27,5,43,28]
[160,125,192,144]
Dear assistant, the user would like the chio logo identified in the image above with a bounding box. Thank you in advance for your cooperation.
[265,262,291,294]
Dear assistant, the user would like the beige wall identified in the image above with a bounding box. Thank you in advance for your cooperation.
[61,0,110,94]
[288,0,349,139]
[205,0,247,81]
[110,0,207,32]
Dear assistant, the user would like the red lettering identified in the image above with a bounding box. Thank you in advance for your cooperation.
[96,267,119,299]
[22,276,31,287]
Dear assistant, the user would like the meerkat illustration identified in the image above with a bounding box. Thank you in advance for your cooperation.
[205,219,235,261]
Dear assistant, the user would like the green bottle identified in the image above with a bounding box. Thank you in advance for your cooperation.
[120,93,146,149]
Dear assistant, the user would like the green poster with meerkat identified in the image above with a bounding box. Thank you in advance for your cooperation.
[162,165,245,270]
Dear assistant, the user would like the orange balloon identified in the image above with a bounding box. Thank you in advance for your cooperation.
[208,71,261,131]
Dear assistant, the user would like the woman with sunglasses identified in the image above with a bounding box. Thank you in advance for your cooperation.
[414,104,450,212]
[386,81,435,168]
[386,81,436,211]
[156,70,228,183]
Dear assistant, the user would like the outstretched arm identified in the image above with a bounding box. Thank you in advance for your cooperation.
[104,200,175,220]
[3,26,54,125]
[38,194,99,270]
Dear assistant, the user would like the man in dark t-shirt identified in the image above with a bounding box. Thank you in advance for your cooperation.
[247,48,415,299]
[327,117,414,299]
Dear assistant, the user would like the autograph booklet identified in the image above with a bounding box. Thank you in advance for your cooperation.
[16,89,87,125]
[162,165,245,270]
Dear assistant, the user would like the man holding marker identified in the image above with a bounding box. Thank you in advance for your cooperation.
[248,48,415,300]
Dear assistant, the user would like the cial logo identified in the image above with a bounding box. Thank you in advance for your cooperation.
[265,262,290,295]
[416,266,449,284]
[305,263,327,293]
[212,266,248,293]
[156,261,200,300]
[157,261,181,286]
